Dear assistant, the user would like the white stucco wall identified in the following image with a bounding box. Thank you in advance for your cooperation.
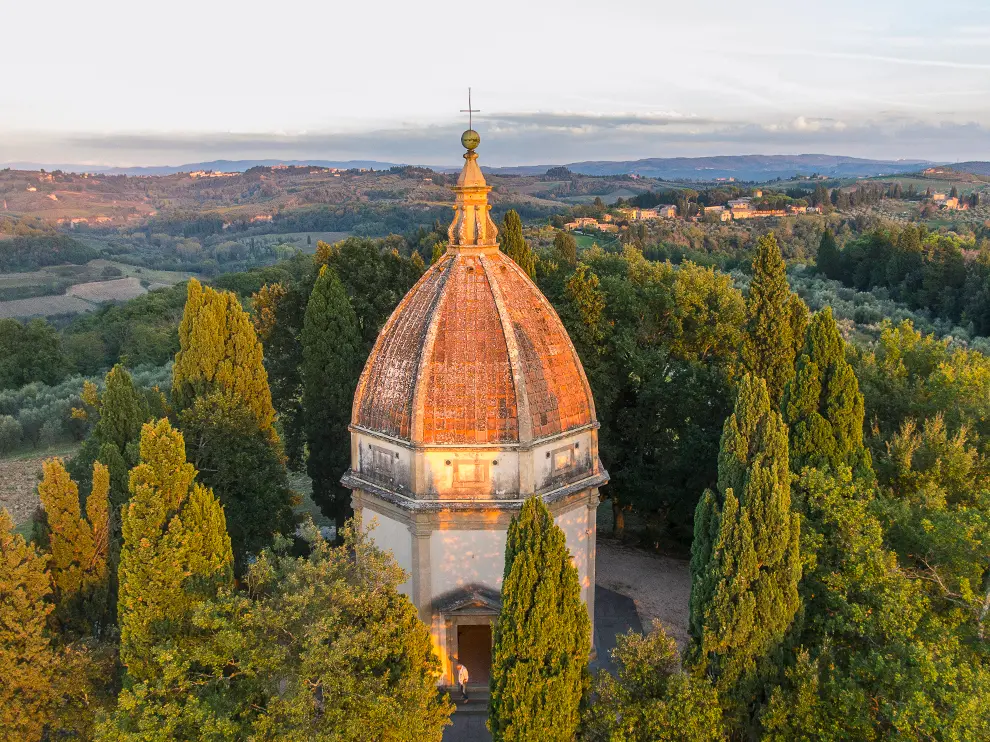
[430,528,508,599]
[364,507,413,596]
[555,504,595,608]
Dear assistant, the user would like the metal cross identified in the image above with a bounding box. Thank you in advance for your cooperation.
[460,88,480,129]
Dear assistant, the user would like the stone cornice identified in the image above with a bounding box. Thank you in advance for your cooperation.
[343,466,609,513]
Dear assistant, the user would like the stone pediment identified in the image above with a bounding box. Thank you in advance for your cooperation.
[433,583,501,615]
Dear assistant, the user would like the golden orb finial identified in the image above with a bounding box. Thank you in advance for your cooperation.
[461,129,481,151]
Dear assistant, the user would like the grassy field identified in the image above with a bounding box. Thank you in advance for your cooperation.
[573,231,621,252]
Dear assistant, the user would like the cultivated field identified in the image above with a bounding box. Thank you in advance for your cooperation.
[66,276,146,302]
[0,294,97,318]
[0,259,194,318]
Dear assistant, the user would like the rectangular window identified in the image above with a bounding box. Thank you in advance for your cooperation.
[551,445,576,473]
[453,459,488,486]
[370,445,395,482]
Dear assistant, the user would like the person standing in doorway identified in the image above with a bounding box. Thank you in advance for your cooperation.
[456,661,470,704]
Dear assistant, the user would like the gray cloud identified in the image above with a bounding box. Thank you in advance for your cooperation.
[4,113,990,168]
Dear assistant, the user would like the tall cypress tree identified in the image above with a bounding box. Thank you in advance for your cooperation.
[37,459,110,634]
[173,278,278,444]
[489,496,589,742]
[782,307,870,475]
[816,229,841,279]
[689,374,801,707]
[0,509,57,741]
[553,230,578,267]
[430,241,445,265]
[174,279,291,563]
[117,419,233,681]
[743,233,796,407]
[301,265,363,529]
[68,364,148,507]
[500,210,536,279]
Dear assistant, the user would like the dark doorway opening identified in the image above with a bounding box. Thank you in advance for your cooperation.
[457,623,492,684]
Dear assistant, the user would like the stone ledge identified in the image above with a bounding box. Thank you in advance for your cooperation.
[342,468,609,512]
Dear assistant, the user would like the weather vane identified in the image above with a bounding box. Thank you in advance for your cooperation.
[460,88,480,131]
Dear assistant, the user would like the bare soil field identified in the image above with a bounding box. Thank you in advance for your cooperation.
[0,293,97,318]
[0,445,79,528]
[67,276,146,302]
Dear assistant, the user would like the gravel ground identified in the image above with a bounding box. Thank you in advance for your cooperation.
[0,454,48,526]
[595,538,692,647]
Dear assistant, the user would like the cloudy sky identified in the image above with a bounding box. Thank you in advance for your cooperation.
[3,0,989,167]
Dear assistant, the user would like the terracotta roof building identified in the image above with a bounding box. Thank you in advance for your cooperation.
[342,127,608,689]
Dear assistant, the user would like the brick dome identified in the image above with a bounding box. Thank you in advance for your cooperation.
[351,248,596,445]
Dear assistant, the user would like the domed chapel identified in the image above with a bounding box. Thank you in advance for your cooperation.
[342,127,608,687]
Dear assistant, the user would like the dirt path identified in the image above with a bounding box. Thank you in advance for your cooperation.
[595,538,692,647]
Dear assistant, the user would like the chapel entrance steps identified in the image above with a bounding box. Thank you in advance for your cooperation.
[444,684,490,716]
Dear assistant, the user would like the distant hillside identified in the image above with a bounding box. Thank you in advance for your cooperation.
[491,154,937,181]
[5,153,943,182]
[1,159,404,176]
[949,161,990,177]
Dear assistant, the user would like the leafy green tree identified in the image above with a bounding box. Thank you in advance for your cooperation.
[553,230,578,267]
[689,374,801,715]
[180,392,294,568]
[0,509,57,741]
[772,467,990,739]
[583,621,724,742]
[815,228,841,279]
[99,521,453,741]
[301,264,363,528]
[743,233,796,406]
[173,278,278,444]
[0,317,67,390]
[117,419,233,682]
[38,459,110,634]
[782,307,871,475]
[876,416,990,642]
[549,250,746,544]
[489,496,590,742]
[500,210,536,278]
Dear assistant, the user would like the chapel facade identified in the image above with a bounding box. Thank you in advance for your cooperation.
[342,128,608,687]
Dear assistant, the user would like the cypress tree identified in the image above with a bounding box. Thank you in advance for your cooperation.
[172,278,277,444]
[816,228,841,279]
[0,509,57,741]
[117,419,233,681]
[37,459,110,633]
[500,210,536,279]
[743,232,796,407]
[68,364,148,507]
[181,392,294,567]
[782,307,870,475]
[489,496,590,742]
[174,279,289,562]
[553,230,578,267]
[430,241,445,265]
[689,374,801,705]
[788,293,810,366]
[301,265,363,529]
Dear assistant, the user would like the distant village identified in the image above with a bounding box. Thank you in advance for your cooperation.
[564,187,970,234]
